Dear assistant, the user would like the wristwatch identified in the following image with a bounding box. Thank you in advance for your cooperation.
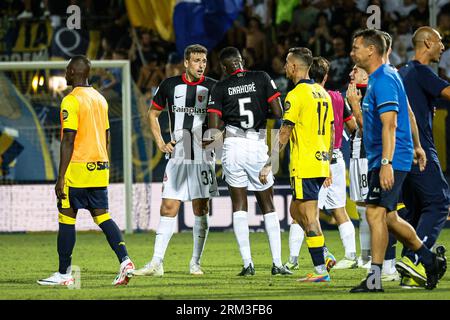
[381,158,393,166]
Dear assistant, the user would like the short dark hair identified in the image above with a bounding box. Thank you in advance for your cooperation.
[184,44,208,60]
[288,47,313,67]
[378,30,392,50]
[219,46,241,63]
[309,57,330,83]
[70,55,90,65]
[353,29,386,56]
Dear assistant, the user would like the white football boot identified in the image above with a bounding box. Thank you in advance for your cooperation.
[132,260,164,277]
[37,272,74,286]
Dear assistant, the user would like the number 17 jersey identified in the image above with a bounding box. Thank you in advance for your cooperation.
[207,69,280,131]
[283,79,334,178]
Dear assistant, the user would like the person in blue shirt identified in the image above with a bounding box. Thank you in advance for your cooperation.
[398,26,450,283]
[348,29,445,293]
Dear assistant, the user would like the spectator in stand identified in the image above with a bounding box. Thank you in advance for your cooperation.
[291,0,320,44]
[245,0,273,28]
[410,0,429,30]
[393,0,417,18]
[17,0,50,19]
[245,17,268,69]
[100,49,126,101]
[393,17,414,61]
[328,36,353,91]
[137,52,164,97]
[98,37,113,60]
[165,52,183,78]
[308,12,333,57]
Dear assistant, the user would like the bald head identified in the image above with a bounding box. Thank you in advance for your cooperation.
[66,55,91,86]
[413,27,441,48]
[412,26,445,64]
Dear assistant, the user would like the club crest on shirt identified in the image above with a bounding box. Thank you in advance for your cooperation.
[86,162,96,171]
[285,101,291,111]
[62,110,69,120]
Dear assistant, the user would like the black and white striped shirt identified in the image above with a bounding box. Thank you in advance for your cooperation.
[151,73,217,161]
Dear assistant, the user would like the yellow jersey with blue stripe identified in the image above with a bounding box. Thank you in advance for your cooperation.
[283,79,334,178]
[60,86,110,187]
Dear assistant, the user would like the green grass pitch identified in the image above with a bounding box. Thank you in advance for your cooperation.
[1,229,449,300]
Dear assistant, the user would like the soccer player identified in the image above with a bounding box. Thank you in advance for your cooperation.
[37,56,134,286]
[207,47,291,276]
[398,26,450,286]
[346,65,371,269]
[349,29,445,292]
[133,44,218,277]
[261,47,335,282]
[310,56,359,269]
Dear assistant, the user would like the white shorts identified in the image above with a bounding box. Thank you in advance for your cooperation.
[318,155,346,209]
[162,159,219,201]
[349,158,369,202]
[222,136,274,191]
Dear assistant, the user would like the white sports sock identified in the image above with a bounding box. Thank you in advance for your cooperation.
[358,205,371,259]
[263,212,282,267]
[382,258,397,275]
[338,220,356,260]
[191,215,209,265]
[151,216,176,264]
[289,223,304,262]
[314,264,327,275]
[233,211,252,267]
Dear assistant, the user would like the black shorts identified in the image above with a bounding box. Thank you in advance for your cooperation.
[290,177,326,201]
[57,186,109,211]
[365,168,407,212]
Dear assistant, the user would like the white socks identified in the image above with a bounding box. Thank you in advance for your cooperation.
[191,214,209,265]
[338,221,356,260]
[233,211,253,267]
[263,212,282,267]
[358,205,371,261]
[289,223,304,264]
[152,216,176,264]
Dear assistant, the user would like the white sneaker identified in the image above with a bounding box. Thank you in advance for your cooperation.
[357,256,371,269]
[37,272,74,286]
[112,258,135,286]
[190,263,204,275]
[381,271,401,282]
[17,10,33,19]
[132,261,164,277]
[334,257,358,269]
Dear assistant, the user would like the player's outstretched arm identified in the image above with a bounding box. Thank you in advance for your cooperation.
[148,107,175,154]
[55,131,76,200]
[259,122,293,184]
[407,102,426,171]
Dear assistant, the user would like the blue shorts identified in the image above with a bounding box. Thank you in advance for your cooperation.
[290,177,326,201]
[366,168,407,212]
[57,186,109,211]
